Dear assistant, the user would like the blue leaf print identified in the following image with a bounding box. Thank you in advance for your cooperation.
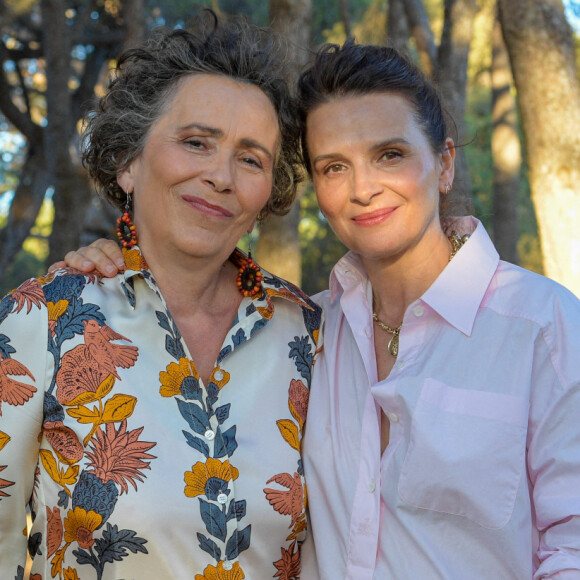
[197,533,222,561]
[15,565,25,580]
[183,430,210,457]
[44,393,65,423]
[199,498,228,542]
[165,335,185,361]
[0,334,16,359]
[214,426,238,459]
[302,302,322,342]
[95,523,148,564]
[181,375,203,402]
[72,472,118,528]
[73,547,100,568]
[54,298,106,347]
[176,399,210,435]
[155,310,172,333]
[215,404,230,425]
[225,524,251,560]
[206,383,219,408]
[44,274,86,303]
[231,328,247,348]
[226,500,246,522]
[249,317,267,337]
[0,296,14,326]
[57,489,69,508]
[217,345,231,364]
[289,335,313,386]
[28,532,42,556]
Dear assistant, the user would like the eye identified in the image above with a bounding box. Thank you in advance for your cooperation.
[185,138,207,150]
[323,163,345,175]
[241,155,263,169]
[380,150,402,161]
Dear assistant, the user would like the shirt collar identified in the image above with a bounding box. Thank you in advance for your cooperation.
[328,217,499,336]
[119,245,316,312]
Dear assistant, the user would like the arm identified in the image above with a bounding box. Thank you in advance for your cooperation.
[0,282,47,574]
[49,239,125,277]
[529,293,580,579]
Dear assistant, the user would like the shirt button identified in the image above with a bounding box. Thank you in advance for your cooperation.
[395,360,405,370]
[413,305,424,317]
[214,369,224,381]
[217,493,228,504]
[368,480,376,493]
[223,561,233,570]
[388,412,399,423]
[365,327,372,338]
[204,430,215,441]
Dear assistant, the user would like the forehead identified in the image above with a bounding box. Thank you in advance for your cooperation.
[157,73,280,137]
[306,92,422,148]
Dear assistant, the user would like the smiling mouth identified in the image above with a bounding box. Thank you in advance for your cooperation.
[352,207,397,226]
[182,195,234,218]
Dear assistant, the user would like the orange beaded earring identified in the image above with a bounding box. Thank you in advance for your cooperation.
[116,192,137,249]
[236,241,263,298]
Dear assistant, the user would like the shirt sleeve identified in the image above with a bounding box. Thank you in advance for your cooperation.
[528,291,580,579]
[0,282,48,575]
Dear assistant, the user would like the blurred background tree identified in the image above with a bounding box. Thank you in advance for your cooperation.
[1,0,579,296]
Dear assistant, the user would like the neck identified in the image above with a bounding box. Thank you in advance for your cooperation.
[364,229,451,326]
[139,242,240,319]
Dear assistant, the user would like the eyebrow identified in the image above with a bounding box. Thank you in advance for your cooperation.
[311,137,411,167]
[178,123,274,161]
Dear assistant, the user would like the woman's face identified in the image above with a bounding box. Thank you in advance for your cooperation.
[306,92,454,266]
[118,74,280,265]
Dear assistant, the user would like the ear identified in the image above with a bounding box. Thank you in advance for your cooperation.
[247,222,255,235]
[438,137,455,193]
[117,163,136,195]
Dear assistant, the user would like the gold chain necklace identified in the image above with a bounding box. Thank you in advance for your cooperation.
[372,231,469,358]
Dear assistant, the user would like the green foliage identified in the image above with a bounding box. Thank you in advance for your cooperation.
[299,185,346,295]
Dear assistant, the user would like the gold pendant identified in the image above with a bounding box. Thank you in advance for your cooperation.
[388,334,399,358]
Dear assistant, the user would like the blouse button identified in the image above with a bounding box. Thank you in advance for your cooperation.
[223,561,233,570]
[204,430,215,441]
[217,493,228,504]
[214,370,224,381]
[413,305,424,317]
[388,412,399,423]
[368,480,376,493]
[364,327,372,338]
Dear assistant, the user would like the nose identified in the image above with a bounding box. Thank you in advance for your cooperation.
[351,166,383,205]
[203,154,235,193]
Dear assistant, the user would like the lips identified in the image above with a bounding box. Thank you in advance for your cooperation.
[182,195,234,218]
[352,207,397,226]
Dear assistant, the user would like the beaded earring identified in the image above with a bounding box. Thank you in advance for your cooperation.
[236,241,263,298]
[116,192,137,249]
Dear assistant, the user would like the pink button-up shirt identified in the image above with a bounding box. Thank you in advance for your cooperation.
[304,217,580,579]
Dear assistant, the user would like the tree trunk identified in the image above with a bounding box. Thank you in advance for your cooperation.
[499,0,580,295]
[0,149,50,281]
[402,0,437,77]
[436,0,478,209]
[257,0,312,285]
[491,7,521,264]
[387,0,410,49]
[41,0,93,265]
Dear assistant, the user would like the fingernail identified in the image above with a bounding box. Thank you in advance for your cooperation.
[82,260,92,269]
[105,264,116,274]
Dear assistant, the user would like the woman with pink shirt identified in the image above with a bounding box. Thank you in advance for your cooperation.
[56,40,580,579]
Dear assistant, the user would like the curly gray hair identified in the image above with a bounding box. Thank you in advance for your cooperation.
[82,12,302,220]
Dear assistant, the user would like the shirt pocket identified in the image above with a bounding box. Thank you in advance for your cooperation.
[398,378,528,529]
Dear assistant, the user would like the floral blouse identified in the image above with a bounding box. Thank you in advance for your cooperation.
[0,247,322,580]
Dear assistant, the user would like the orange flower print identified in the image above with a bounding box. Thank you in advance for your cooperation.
[47,300,69,336]
[56,345,108,404]
[184,458,239,500]
[46,506,64,558]
[63,507,102,549]
[273,540,301,580]
[159,358,199,398]
[0,353,36,415]
[0,464,14,498]
[63,567,81,580]
[43,421,84,464]
[10,278,46,313]
[288,380,309,428]
[85,421,156,493]
[194,561,245,580]
[29,574,42,580]
[264,473,304,527]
